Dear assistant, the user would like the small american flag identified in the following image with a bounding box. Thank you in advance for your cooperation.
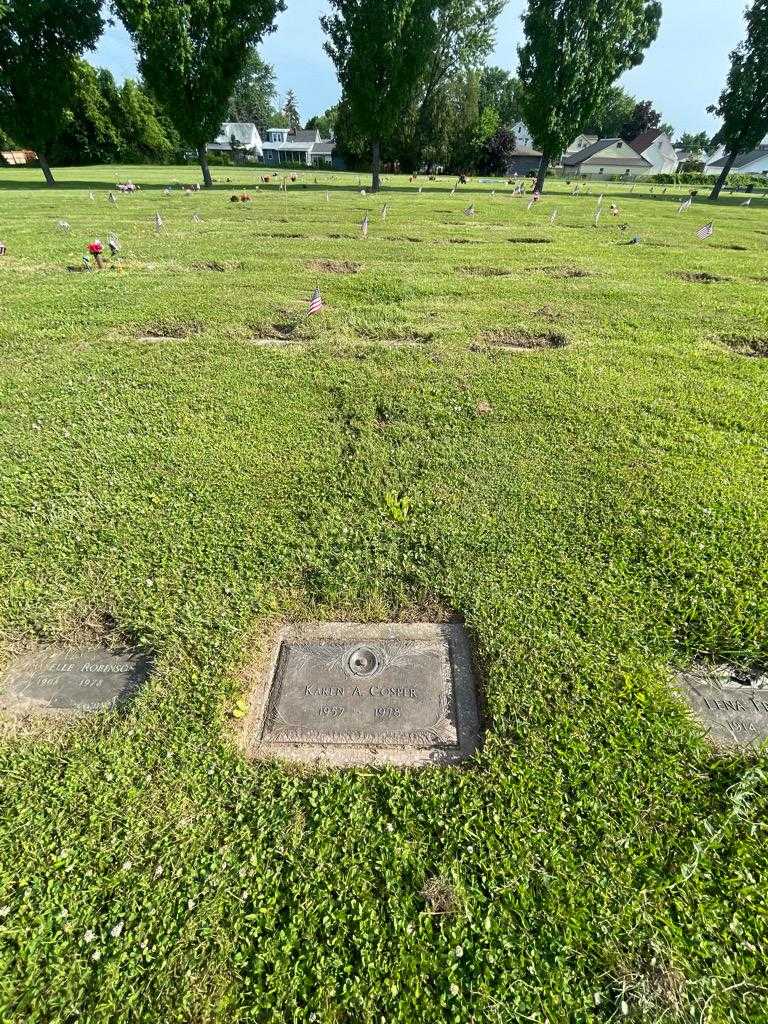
[57,219,70,233]
[89,191,95,201]
[155,211,163,231]
[108,192,116,204]
[464,203,475,217]
[0,242,6,256]
[308,287,323,315]
[696,222,714,240]
[381,204,389,220]
[527,197,535,211]
[82,255,90,269]
[192,212,201,223]
[678,197,692,214]
[550,209,558,224]
[594,209,602,225]
[741,198,752,207]
[597,194,603,208]
[450,187,456,196]
[361,215,369,237]
[418,186,422,194]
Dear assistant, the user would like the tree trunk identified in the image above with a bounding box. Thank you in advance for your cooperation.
[371,140,381,193]
[534,152,549,194]
[197,144,213,188]
[709,150,736,201]
[38,153,55,187]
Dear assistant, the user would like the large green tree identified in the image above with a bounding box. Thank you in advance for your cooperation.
[707,0,768,200]
[321,0,442,191]
[0,0,104,185]
[114,0,284,187]
[226,48,279,128]
[282,89,301,131]
[517,0,661,192]
[305,105,339,138]
[478,66,523,128]
[585,85,636,137]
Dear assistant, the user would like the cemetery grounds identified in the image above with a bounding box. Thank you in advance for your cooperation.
[0,165,767,1023]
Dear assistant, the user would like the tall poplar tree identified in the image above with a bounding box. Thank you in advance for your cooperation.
[517,0,661,193]
[0,0,104,185]
[708,0,768,201]
[321,0,441,192]
[114,0,283,187]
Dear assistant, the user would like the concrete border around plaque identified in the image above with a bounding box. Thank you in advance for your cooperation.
[675,663,768,752]
[242,622,481,767]
[0,646,151,718]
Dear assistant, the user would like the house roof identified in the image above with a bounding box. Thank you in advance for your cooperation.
[312,141,335,155]
[509,146,543,158]
[707,145,768,169]
[290,129,321,145]
[629,129,664,155]
[562,138,650,167]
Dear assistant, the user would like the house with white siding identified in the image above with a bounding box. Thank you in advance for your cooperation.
[704,142,768,177]
[562,138,651,178]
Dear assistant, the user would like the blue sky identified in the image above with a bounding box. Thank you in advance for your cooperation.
[90,0,747,136]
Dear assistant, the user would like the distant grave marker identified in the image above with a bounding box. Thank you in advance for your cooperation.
[1,647,150,716]
[676,664,768,751]
[243,623,480,767]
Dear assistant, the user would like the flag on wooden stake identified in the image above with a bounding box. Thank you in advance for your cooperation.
[381,204,389,220]
[597,194,603,207]
[89,191,95,201]
[108,192,116,204]
[741,198,752,207]
[594,209,602,225]
[57,219,70,233]
[696,222,714,240]
[308,287,323,315]
[361,214,369,237]
[154,211,163,231]
[464,203,475,217]
[0,242,6,256]
[678,197,692,214]
[192,212,201,223]
[550,209,558,224]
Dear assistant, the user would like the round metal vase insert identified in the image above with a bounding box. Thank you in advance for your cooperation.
[345,645,382,677]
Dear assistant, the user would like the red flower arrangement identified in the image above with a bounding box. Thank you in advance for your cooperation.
[88,241,103,255]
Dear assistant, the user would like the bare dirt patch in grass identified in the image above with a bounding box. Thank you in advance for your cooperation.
[246,322,302,346]
[675,271,730,284]
[307,259,360,274]
[447,237,481,245]
[722,335,768,358]
[191,260,243,272]
[383,235,423,243]
[507,237,551,244]
[355,327,433,347]
[136,320,204,342]
[327,233,356,240]
[539,265,591,278]
[472,330,569,352]
[458,266,511,277]
[714,243,749,252]
[421,876,458,915]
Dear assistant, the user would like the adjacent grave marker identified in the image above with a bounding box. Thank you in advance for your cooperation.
[676,663,768,751]
[1,646,151,716]
[244,622,480,766]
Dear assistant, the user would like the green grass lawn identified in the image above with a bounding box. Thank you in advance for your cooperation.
[0,164,767,1024]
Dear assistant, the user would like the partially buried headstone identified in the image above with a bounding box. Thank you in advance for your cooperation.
[1,647,150,716]
[675,663,768,751]
[243,622,480,767]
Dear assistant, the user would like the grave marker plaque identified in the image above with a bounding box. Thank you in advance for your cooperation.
[245,623,479,767]
[676,664,768,751]
[1,647,150,716]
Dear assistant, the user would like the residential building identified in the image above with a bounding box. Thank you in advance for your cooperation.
[704,142,768,177]
[207,123,263,161]
[506,148,544,176]
[510,121,535,150]
[628,129,678,174]
[261,127,337,166]
[564,134,599,158]
[562,138,651,178]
